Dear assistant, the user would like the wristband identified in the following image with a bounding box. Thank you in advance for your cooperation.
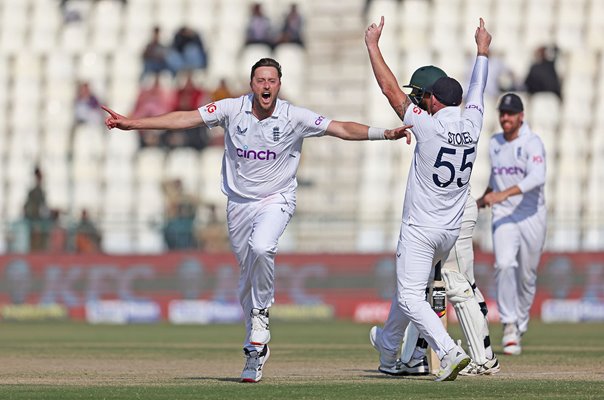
[368,127,386,140]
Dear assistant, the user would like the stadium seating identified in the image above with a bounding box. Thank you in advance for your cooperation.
[0,0,602,253]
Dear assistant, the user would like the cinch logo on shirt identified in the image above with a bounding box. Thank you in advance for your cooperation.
[492,166,524,175]
[236,147,277,160]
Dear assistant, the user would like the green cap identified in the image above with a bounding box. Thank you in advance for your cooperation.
[403,65,447,106]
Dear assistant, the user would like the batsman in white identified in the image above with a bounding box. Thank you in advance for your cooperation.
[102,58,413,383]
[476,93,547,356]
[364,16,491,382]
[390,65,500,376]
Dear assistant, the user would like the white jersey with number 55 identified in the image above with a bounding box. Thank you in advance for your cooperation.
[402,56,488,230]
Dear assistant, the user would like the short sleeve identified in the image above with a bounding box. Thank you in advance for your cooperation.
[198,98,236,128]
[403,105,437,143]
[290,105,331,138]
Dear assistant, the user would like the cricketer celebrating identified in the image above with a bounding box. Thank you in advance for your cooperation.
[102,58,412,383]
[364,17,492,381]
[395,65,500,377]
[477,93,547,356]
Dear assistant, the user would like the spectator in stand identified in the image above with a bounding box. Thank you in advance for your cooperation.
[524,45,562,100]
[276,3,304,47]
[245,3,274,48]
[166,72,210,150]
[162,179,199,250]
[74,81,103,125]
[74,209,102,253]
[23,167,50,252]
[211,78,235,102]
[47,209,68,253]
[131,74,173,147]
[141,26,171,80]
[168,26,208,74]
[172,72,208,111]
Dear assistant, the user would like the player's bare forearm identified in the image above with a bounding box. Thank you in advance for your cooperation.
[483,185,521,206]
[103,106,204,131]
[128,111,204,131]
[476,187,493,208]
[326,121,373,141]
[365,16,408,120]
[325,121,412,143]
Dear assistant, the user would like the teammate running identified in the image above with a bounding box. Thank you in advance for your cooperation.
[477,93,547,356]
[364,17,492,381]
[102,58,412,383]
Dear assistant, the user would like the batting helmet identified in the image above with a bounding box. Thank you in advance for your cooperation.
[403,65,447,108]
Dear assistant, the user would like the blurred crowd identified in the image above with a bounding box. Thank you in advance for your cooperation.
[7,1,563,255]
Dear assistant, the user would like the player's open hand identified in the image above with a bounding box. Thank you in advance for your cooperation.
[475,18,492,56]
[385,124,413,144]
[365,16,384,48]
[102,105,131,130]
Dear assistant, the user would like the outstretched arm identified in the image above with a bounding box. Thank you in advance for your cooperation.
[365,16,411,121]
[325,120,412,144]
[102,106,206,131]
[465,18,492,112]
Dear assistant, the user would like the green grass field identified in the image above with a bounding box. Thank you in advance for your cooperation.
[0,320,602,399]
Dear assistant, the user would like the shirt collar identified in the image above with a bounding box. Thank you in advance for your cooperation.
[243,93,282,120]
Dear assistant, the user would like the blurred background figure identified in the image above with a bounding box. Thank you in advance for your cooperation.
[197,204,230,252]
[162,179,199,250]
[245,3,274,48]
[73,209,102,253]
[74,81,103,125]
[168,26,208,74]
[211,78,234,102]
[141,26,171,80]
[23,167,50,252]
[131,74,172,148]
[524,45,562,100]
[166,72,210,150]
[47,209,68,253]
[276,3,304,47]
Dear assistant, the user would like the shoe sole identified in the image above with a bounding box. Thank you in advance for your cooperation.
[435,357,471,382]
[379,369,430,377]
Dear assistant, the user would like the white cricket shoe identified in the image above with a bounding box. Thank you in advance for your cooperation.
[249,308,270,345]
[502,324,521,355]
[369,326,400,375]
[241,345,270,383]
[459,355,501,376]
[434,345,471,382]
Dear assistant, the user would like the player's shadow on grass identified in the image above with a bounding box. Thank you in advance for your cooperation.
[177,376,241,383]
[360,370,432,380]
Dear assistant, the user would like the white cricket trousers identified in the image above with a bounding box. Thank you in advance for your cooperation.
[227,192,295,348]
[381,223,460,359]
[492,208,546,334]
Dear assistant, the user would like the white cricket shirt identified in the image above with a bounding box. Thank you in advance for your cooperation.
[401,56,488,229]
[198,94,331,200]
[487,122,546,221]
